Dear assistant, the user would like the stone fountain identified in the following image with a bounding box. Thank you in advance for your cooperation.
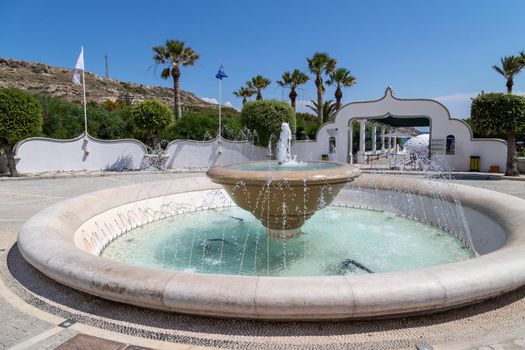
[206,123,360,239]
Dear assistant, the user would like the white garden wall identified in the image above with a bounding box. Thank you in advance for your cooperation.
[14,133,147,173]
[164,137,267,169]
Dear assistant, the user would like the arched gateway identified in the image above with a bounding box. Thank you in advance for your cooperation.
[292,87,506,172]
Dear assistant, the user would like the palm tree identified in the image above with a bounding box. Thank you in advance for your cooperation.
[307,52,336,123]
[276,69,310,110]
[492,55,524,93]
[327,68,356,110]
[247,75,271,100]
[233,86,256,105]
[152,39,200,121]
[307,99,337,122]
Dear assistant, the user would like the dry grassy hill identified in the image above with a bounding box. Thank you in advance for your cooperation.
[0,57,216,109]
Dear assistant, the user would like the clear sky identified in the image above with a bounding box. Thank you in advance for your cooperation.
[1,0,525,117]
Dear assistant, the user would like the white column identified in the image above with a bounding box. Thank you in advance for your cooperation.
[348,123,353,163]
[381,126,386,152]
[371,124,377,154]
[359,120,366,153]
[394,136,398,153]
[357,119,366,164]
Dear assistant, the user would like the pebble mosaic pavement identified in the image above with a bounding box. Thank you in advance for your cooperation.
[1,172,525,349]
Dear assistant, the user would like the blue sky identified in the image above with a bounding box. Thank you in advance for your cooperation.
[1,0,525,117]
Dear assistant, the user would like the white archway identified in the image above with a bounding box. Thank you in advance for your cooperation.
[292,87,506,172]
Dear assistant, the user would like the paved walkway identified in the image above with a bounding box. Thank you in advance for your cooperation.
[1,172,525,349]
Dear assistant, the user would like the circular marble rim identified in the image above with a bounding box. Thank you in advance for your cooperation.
[206,160,361,185]
[16,175,525,320]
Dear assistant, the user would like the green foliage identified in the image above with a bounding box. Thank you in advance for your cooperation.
[162,110,244,142]
[0,88,43,143]
[470,93,525,137]
[296,112,319,140]
[247,75,271,100]
[307,100,337,121]
[37,95,134,140]
[101,98,131,111]
[164,113,217,141]
[241,100,296,147]
[132,100,172,131]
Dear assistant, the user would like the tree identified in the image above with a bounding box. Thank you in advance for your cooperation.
[247,75,271,100]
[241,100,296,151]
[132,100,172,150]
[276,69,310,110]
[0,88,43,176]
[307,99,337,122]
[307,52,336,124]
[233,86,256,105]
[492,56,524,93]
[152,39,200,121]
[326,67,356,110]
[471,93,525,176]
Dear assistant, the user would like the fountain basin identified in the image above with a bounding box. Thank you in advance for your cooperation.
[16,175,525,320]
[206,161,360,238]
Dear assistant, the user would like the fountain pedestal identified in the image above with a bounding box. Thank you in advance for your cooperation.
[206,161,360,239]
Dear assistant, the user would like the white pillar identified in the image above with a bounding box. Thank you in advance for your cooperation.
[359,120,366,153]
[394,136,398,153]
[381,126,386,152]
[348,123,353,163]
[371,124,377,154]
[357,119,366,164]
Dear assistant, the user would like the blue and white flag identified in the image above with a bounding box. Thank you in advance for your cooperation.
[215,64,227,80]
[72,47,84,85]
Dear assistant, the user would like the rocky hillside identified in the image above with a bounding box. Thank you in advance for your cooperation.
[0,57,215,108]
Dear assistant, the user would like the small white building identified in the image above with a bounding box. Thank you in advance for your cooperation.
[293,87,506,172]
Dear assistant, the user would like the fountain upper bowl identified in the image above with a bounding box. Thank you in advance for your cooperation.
[206,160,361,186]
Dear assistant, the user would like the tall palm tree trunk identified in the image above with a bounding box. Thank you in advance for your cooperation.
[507,79,513,94]
[315,75,323,123]
[506,132,519,176]
[256,91,262,100]
[289,89,297,111]
[334,86,343,110]
[172,68,182,121]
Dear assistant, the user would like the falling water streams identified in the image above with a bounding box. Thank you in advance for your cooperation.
[101,123,476,276]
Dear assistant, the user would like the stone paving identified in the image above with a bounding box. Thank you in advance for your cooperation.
[1,172,525,349]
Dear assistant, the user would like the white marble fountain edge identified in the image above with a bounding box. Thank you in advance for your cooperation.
[16,175,525,320]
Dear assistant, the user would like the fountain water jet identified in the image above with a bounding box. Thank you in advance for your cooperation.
[207,123,360,239]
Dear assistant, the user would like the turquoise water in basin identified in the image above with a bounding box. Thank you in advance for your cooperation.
[223,161,341,172]
[101,207,474,277]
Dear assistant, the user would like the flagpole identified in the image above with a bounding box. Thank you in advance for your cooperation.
[218,78,222,140]
[82,67,87,136]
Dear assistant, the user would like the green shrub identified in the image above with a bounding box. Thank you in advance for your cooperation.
[471,92,525,175]
[296,112,319,140]
[0,88,43,176]
[39,95,83,138]
[162,109,245,143]
[37,95,134,141]
[132,100,172,149]
[241,100,295,148]
[164,113,217,141]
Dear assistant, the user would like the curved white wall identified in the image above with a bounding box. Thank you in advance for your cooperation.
[14,133,147,173]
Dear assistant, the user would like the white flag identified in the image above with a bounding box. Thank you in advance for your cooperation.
[73,47,84,85]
